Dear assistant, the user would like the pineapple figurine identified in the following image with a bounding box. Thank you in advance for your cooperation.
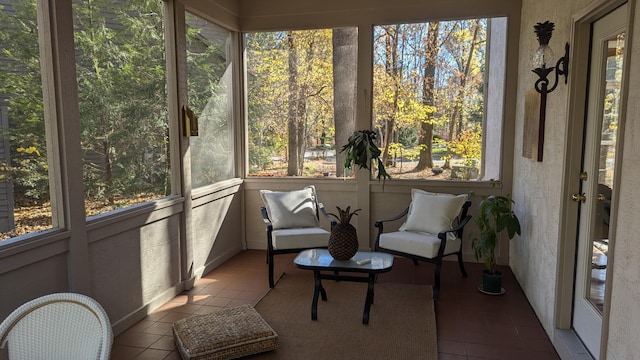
[327,206,361,260]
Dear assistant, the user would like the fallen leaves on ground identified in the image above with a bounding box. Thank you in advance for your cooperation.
[0,194,160,241]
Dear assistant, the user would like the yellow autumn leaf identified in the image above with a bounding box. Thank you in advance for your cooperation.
[25,147,40,155]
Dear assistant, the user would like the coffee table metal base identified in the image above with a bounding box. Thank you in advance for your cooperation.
[293,249,394,325]
[311,271,378,324]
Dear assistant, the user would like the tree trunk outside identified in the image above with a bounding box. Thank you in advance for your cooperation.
[415,22,439,171]
[444,20,480,169]
[286,32,303,176]
[381,25,399,166]
[332,27,358,177]
[101,138,114,204]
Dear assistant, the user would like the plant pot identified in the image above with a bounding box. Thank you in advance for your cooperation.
[480,270,504,295]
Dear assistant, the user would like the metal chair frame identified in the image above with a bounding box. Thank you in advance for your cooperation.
[261,204,336,288]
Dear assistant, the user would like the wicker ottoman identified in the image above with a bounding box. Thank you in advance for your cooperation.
[172,304,278,360]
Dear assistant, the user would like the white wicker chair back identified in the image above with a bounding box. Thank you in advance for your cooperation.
[0,292,113,360]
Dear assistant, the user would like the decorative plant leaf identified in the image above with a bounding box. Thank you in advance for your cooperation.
[327,206,362,224]
[340,130,391,186]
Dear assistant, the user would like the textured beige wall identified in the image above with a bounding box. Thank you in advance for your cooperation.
[512,0,640,357]
[511,0,588,333]
[0,253,69,320]
[89,215,181,332]
[191,184,245,277]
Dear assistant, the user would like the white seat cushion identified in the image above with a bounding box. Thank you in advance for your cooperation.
[272,227,330,250]
[378,231,461,259]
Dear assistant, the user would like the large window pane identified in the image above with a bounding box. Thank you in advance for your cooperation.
[186,13,235,187]
[372,19,500,181]
[0,0,53,240]
[245,28,358,178]
[73,0,170,216]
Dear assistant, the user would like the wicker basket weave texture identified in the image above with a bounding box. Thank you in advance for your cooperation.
[0,292,113,360]
[172,304,278,360]
[328,223,359,260]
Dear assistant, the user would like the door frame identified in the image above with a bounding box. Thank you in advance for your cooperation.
[557,0,634,358]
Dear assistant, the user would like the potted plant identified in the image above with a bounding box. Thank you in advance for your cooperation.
[340,130,390,184]
[471,193,521,294]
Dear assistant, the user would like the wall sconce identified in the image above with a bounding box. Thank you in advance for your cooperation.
[532,21,569,161]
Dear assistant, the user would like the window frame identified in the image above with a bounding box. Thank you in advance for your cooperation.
[243,27,359,179]
[185,11,238,189]
[242,16,508,184]
[369,17,507,183]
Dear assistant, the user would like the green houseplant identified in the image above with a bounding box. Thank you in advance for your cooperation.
[471,193,521,294]
[340,130,390,184]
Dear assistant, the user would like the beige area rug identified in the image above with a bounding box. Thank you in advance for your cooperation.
[249,270,437,360]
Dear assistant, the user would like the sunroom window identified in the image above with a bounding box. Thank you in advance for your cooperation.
[245,28,358,178]
[73,0,171,216]
[372,17,505,181]
[186,12,235,188]
[0,0,54,240]
[245,18,506,181]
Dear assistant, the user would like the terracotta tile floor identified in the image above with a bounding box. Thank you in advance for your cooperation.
[111,250,559,360]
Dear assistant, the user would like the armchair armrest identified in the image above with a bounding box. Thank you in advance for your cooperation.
[437,215,471,241]
[318,203,338,228]
[374,207,410,251]
[434,214,471,256]
[374,207,410,229]
[260,207,273,232]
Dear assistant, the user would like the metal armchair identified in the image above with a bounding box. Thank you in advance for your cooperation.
[260,185,336,288]
[374,191,472,300]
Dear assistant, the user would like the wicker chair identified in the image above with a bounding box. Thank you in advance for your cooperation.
[374,190,472,300]
[0,292,113,360]
[260,185,336,288]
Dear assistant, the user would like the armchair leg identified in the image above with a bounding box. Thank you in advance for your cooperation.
[457,252,467,277]
[268,253,275,288]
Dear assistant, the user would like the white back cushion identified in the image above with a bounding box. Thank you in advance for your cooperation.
[260,186,319,230]
[399,189,467,234]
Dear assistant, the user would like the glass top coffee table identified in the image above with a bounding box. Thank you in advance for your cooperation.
[293,249,394,324]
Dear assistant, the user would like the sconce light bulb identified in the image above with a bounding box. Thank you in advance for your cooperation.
[533,44,554,69]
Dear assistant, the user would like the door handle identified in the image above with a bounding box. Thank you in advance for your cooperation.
[572,193,586,202]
